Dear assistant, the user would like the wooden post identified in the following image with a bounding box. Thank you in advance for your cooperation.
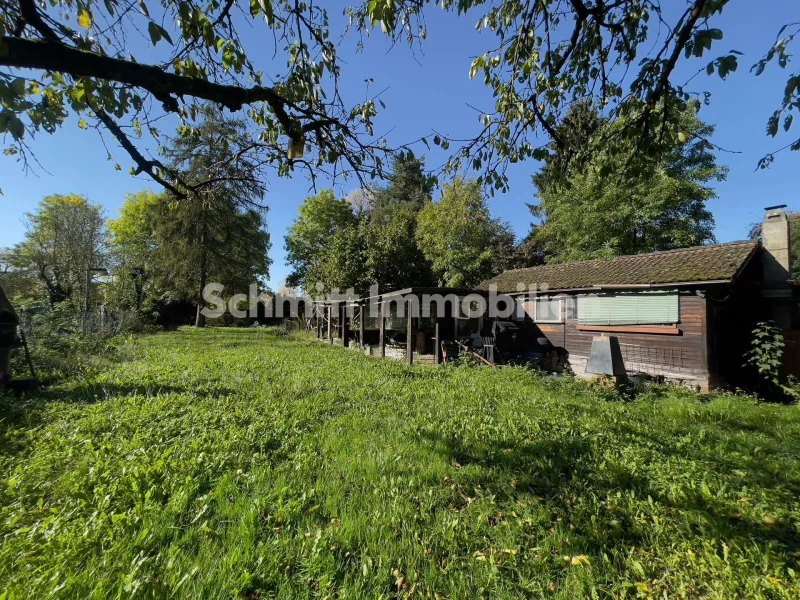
[379,301,386,358]
[315,305,321,338]
[359,303,365,346]
[407,306,415,366]
[341,304,350,348]
[434,320,441,364]
[327,305,333,344]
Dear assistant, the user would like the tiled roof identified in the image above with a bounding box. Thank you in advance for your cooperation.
[479,240,759,292]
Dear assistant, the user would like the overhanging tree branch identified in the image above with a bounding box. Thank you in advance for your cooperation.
[647,0,709,107]
[0,37,301,136]
[91,105,188,198]
[17,0,61,41]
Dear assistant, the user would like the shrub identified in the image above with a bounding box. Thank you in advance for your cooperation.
[11,300,117,385]
[743,321,793,402]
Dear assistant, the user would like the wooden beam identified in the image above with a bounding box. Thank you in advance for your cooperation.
[341,304,350,348]
[434,320,441,365]
[699,295,709,373]
[454,340,497,368]
[575,324,681,335]
[407,309,415,366]
[379,301,386,358]
[359,303,365,347]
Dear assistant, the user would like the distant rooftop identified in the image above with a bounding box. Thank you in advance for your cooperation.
[479,240,759,293]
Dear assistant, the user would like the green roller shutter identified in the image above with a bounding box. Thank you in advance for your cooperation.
[578,293,679,325]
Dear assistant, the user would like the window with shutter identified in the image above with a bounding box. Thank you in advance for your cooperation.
[577,293,679,325]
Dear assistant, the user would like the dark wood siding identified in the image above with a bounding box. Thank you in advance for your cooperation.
[705,255,769,387]
[531,293,710,380]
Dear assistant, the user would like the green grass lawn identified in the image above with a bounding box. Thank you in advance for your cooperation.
[2,328,800,599]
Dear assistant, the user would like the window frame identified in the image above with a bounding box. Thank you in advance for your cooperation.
[528,296,564,324]
[565,296,578,321]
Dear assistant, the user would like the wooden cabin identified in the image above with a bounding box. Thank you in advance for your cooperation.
[479,207,798,390]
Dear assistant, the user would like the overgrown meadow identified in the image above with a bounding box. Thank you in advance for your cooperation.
[1,328,800,598]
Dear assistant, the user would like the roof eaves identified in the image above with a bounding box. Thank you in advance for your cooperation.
[504,279,735,295]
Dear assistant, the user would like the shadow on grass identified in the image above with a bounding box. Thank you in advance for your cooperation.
[419,428,800,560]
[54,380,240,402]
[612,421,800,495]
[0,380,239,460]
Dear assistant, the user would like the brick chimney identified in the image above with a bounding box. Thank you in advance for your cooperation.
[761,205,793,328]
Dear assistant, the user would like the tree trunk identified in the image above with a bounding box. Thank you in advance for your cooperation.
[195,259,207,327]
[132,268,145,312]
[195,220,208,328]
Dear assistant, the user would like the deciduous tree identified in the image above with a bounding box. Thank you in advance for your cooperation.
[285,189,359,294]
[362,1,799,184]
[105,190,161,311]
[361,152,436,291]
[0,247,41,299]
[11,194,105,307]
[5,0,797,196]
[311,225,369,295]
[416,177,514,287]
[530,102,724,263]
[363,203,435,292]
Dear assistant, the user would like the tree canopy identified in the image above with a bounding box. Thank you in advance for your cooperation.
[105,185,271,323]
[361,153,436,291]
[0,0,387,195]
[105,190,160,311]
[363,202,435,292]
[416,177,514,287]
[366,0,799,186]
[9,194,105,307]
[529,101,725,263]
[0,246,41,300]
[369,152,436,213]
[285,153,441,295]
[2,0,797,195]
[285,189,358,293]
[154,106,271,325]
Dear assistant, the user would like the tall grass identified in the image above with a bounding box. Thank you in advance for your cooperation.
[1,327,799,598]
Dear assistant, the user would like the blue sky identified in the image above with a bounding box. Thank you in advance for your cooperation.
[1,1,797,290]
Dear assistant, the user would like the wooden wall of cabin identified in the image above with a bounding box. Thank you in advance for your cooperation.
[530,293,711,387]
[705,284,759,388]
[704,253,773,388]
[785,330,800,377]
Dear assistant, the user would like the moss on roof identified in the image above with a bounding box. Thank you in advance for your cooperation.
[479,241,759,292]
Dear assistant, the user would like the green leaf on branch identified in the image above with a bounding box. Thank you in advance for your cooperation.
[148,22,173,45]
[250,0,274,24]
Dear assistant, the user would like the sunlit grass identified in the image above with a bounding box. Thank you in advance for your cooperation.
[1,327,799,599]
